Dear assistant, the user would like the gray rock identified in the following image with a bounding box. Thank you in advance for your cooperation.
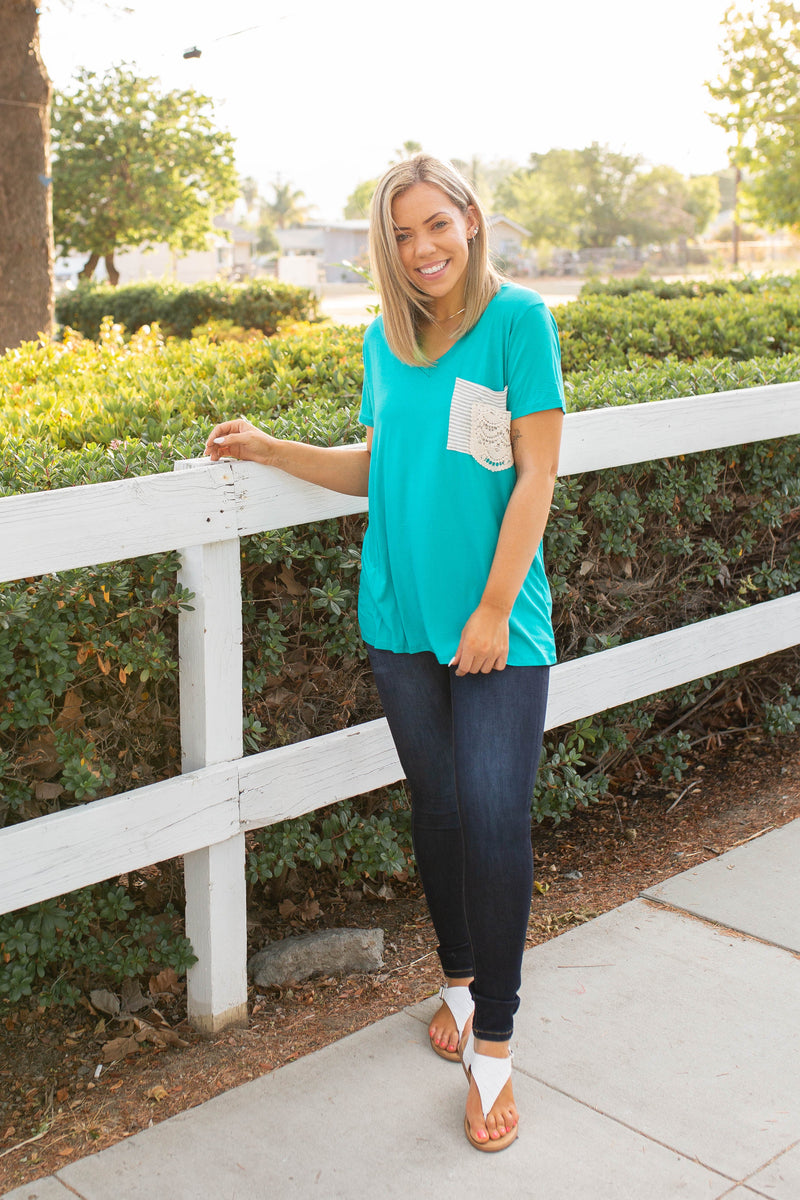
[248,927,384,987]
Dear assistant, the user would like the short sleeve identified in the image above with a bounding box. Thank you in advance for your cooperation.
[506,301,566,420]
[359,363,374,428]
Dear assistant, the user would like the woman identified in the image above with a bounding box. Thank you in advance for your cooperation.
[206,154,565,1152]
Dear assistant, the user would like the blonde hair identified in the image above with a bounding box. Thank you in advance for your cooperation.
[368,154,502,366]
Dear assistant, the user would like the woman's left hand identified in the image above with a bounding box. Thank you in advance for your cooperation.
[451,603,510,676]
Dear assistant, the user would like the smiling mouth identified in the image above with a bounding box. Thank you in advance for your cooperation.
[418,260,449,277]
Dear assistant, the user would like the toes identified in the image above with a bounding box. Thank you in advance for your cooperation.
[485,1111,505,1139]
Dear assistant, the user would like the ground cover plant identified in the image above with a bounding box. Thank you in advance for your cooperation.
[1,278,799,1009]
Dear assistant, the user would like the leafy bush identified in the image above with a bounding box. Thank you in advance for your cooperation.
[55,278,319,340]
[0,886,196,1008]
[580,271,800,300]
[0,311,798,1006]
[553,281,800,373]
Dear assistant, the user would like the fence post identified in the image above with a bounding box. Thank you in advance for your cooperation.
[176,462,247,1033]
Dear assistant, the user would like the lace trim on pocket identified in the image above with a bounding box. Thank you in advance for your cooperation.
[469,403,513,472]
[447,378,508,455]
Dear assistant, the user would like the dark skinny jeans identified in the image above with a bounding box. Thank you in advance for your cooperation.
[367,646,549,1042]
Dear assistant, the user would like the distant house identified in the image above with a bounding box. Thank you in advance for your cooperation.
[56,216,257,290]
[276,220,370,285]
[487,215,536,275]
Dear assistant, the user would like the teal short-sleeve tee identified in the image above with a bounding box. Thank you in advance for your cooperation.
[358,282,566,666]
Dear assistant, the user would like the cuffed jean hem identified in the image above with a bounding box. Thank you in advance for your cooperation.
[470,990,519,1043]
[437,942,474,981]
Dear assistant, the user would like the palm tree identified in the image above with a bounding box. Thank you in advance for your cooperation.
[266,179,312,228]
[391,140,422,163]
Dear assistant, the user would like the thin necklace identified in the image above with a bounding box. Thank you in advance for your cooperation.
[430,306,466,335]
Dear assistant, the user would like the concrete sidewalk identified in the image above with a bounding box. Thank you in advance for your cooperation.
[5,821,799,1200]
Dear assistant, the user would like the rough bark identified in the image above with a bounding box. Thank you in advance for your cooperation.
[0,0,54,352]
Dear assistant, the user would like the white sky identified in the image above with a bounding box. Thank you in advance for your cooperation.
[40,0,734,220]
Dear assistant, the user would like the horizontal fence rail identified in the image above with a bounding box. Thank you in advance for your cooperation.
[2,383,798,584]
[1,382,799,1030]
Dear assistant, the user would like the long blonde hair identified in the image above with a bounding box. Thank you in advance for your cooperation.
[369,154,502,366]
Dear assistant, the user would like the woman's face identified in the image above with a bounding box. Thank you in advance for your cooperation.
[391,182,477,313]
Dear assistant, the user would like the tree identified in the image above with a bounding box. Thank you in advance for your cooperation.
[52,65,240,284]
[625,166,699,247]
[686,175,721,237]
[264,179,312,229]
[392,139,422,162]
[494,145,643,249]
[707,1,800,234]
[344,178,378,220]
[494,150,585,248]
[0,0,54,352]
[573,144,643,248]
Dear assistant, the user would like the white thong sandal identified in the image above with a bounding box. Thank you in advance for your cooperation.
[460,1031,518,1152]
[429,984,475,1062]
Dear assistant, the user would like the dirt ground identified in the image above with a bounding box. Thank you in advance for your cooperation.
[2,727,799,1193]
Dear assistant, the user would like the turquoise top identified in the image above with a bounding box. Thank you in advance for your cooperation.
[358,282,566,666]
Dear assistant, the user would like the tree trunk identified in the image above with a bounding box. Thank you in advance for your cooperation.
[103,252,119,287]
[732,166,741,269]
[0,0,54,352]
[79,252,100,281]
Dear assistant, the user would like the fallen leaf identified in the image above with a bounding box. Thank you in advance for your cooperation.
[102,1036,139,1063]
[120,977,149,1013]
[148,967,181,996]
[279,899,297,918]
[90,989,121,1017]
[146,1085,167,1102]
[278,566,305,596]
[34,781,64,802]
[56,1087,69,1103]
[55,688,84,730]
[149,1027,189,1049]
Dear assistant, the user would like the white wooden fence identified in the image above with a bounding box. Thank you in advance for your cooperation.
[1,382,799,1032]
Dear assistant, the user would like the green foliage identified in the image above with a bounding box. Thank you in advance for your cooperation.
[580,271,799,299]
[553,283,800,373]
[762,684,800,738]
[52,65,239,266]
[55,279,318,341]
[344,178,379,220]
[263,180,312,229]
[246,791,413,892]
[495,144,715,250]
[0,886,196,1009]
[707,1,800,232]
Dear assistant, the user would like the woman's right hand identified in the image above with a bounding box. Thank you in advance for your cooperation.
[204,417,276,464]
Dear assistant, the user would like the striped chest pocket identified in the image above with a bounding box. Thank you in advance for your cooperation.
[446,377,513,472]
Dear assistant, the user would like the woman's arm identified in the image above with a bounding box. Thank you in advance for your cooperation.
[452,407,564,676]
[204,418,372,497]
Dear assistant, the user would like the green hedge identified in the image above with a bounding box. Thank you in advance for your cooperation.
[580,272,800,299]
[1,315,798,1008]
[553,284,800,374]
[54,279,319,340]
